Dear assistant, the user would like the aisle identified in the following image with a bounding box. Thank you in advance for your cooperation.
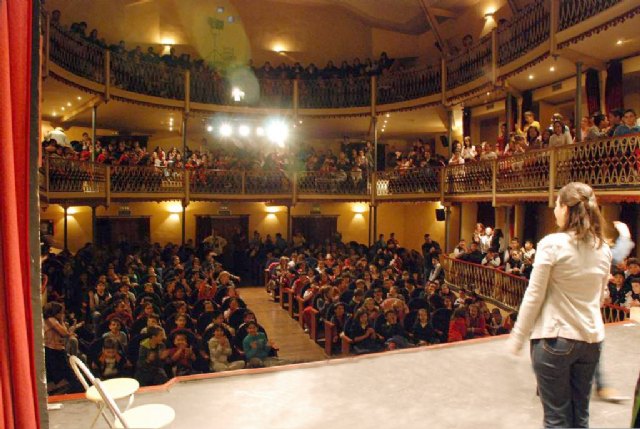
[240,287,327,362]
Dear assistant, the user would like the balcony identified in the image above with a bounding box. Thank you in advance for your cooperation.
[40,134,640,206]
[41,0,637,114]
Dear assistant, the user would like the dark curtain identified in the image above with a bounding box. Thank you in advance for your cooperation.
[506,94,518,132]
[0,0,41,428]
[462,107,471,139]
[585,68,601,115]
[521,90,533,127]
[605,60,623,112]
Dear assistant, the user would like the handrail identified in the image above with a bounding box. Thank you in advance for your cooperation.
[442,254,528,310]
[43,0,628,109]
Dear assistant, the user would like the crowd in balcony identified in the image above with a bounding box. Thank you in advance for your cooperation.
[41,233,294,395]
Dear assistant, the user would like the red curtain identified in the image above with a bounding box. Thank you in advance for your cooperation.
[0,1,40,428]
[605,60,623,112]
[585,68,601,116]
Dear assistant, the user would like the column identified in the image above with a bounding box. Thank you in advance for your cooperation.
[506,92,513,134]
[372,205,378,245]
[91,105,97,162]
[286,205,292,242]
[91,206,97,244]
[514,204,525,241]
[447,109,454,156]
[181,204,186,245]
[181,112,189,156]
[575,61,583,142]
[63,206,68,250]
[444,206,452,254]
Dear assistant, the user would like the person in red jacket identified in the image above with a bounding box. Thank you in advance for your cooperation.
[466,303,489,338]
[448,307,468,342]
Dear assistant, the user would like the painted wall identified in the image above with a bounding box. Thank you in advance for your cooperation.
[459,202,478,244]
[371,28,436,65]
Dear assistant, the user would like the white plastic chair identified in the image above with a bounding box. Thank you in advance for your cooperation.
[69,356,175,429]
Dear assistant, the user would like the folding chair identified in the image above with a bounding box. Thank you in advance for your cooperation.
[70,356,175,428]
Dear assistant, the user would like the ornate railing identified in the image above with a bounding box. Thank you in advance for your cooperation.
[601,303,630,323]
[298,76,371,109]
[443,255,527,310]
[446,35,492,89]
[110,165,184,193]
[245,170,292,194]
[497,0,550,67]
[296,171,370,195]
[555,136,640,188]
[559,0,622,31]
[190,69,227,104]
[497,148,551,192]
[49,24,105,83]
[377,67,441,104]
[189,169,243,195]
[111,53,185,100]
[375,168,441,196]
[444,160,493,194]
[47,157,106,194]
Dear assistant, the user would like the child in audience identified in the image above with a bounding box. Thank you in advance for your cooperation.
[102,317,128,352]
[624,277,640,308]
[93,337,126,379]
[411,308,439,345]
[448,307,468,342]
[135,326,169,386]
[348,308,383,354]
[167,332,197,376]
[377,309,411,349]
[208,324,245,372]
[243,321,278,367]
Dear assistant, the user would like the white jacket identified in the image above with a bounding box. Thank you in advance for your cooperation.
[508,232,611,351]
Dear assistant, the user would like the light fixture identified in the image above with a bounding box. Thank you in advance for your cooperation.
[217,6,224,13]
[61,107,65,111]
[484,12,495,20]
[77,96,82,100]
[616,39,624,45]
[528,74,534,80]
[160,37,176,45]
[239,125,250,137]
[231,87,245,102]
[265,205,280,214]
[206,125,213,132]
[52,112,57,117]
[220,123,232,137]
[167,202,183,214]
[169,126,173,131]
[266,121,289,145]
[549,66,555,72]
[486,91,491,96]
[352,203,367,214]
[273,43,286,53]
[66,102,71,107]
[256,127,265,137]
[299,120,303,124]
[385,113,390,118]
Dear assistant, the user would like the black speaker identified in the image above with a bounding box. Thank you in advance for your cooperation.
[439,135,449,148]
[435,208,445,221]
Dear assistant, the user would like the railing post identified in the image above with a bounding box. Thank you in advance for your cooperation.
[45,155,50,198]
[575,61,583,142]
[184,69,191,113]
[370,75,377,117]
[184,170,190,205]
[292,172,298,205]
[104,50,111,101]
[371,171,377,206]
[441,57,447,104]
[491,159,497,207]
[43,11,50,79]
[440,167,446,203]
[549,0,559,55]
[293,79,299,115]
[105,165,111,207]
[548,148,556,207]
[241,170,246,195]
[491,28,497,85]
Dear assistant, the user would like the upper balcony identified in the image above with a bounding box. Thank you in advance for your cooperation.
[41,0,640,116]
[40,133,640,206]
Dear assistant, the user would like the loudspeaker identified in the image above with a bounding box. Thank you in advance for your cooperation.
[435,208,445,221]
[439,135,449,148]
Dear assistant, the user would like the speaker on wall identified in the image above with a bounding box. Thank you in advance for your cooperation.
[435,208,445,221]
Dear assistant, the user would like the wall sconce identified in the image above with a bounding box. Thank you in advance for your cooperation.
[167,202,183,214]
[352,203,367,214]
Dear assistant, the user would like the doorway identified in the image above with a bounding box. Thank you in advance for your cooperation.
[96,217,151,250]
[195,215,250,277]
[292,216,338,246]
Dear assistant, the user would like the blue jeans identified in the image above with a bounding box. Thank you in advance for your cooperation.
[531,338,601,428]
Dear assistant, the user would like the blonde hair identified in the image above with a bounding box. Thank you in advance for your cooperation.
[557,182,604,247]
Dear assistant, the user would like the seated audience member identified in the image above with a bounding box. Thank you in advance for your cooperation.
[521,240,536,260]
[209,324,245,372]
[453,240,467,258]
[243,321,279,367]
[101,317,128,352]
[167,332,197,376]
[505,251,525,276]
[377,309,411,350]
[458,242,483,264]
[481,248,501,268]
[608,271,627,306]
[612,109,640,136]
[135,326,169,386]
[487,309,507,336]
[466,304,489,339]
[448,307,468,343]
[347,308,383,354]
[93,338,126,380]
[410,308,439,345]
[624,277,640,309]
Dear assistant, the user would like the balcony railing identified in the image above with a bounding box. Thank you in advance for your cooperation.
[377,67,441,104]
[497,0,550,67]
[558,0,623,31]
[446,35,492,89]
[442,255,528,310]
[298,76,371,109]
[40,134,640,204]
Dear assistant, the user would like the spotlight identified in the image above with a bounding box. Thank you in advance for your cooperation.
[231,87,245,102]
[77,96,82,100]
[220,124,232,137]
[267,121,289,145]
[239,125,250,137]
[256,127,265,137]
[206,125,213,132]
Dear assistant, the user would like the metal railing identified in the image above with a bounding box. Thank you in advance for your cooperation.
[601,303,630,323]
[375,168,441,196]
[446,35,492,89]
[497,0,550,67]
[49,24,105,83]
[110,53,185,100]
[496,148,551,192]
[47,157,106,194]
[189,169,242,195]
[110,165,184,193]
[444,160,494,194]
[559,0,622,31]
[296,171,370,195]
[377,67,441,104]
[298,76,371,108]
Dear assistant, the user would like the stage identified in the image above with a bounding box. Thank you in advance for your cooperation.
[49,322,640,429]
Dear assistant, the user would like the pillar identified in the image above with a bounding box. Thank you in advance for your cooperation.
[447,109,454,156]
[91,206,97,244]
[575,61,583,142]
[373,205,378,244]
[181,204,186,245]
[286,205,292,242]
[444,206,452,254]
[506,92,513,134]
[514,204,525,241]
[91,105,97,162]
[63,206,68,250]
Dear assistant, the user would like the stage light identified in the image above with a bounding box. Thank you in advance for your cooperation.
[273,43,285,53]
[256,127,265,137]
[206,125,213,132]
[267,121,289,145]
[231,87,245,102]
[239,125,250,137]
[77,96,82,100]
[220,123,232,137]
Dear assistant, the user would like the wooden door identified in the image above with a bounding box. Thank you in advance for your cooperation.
[195,215,249,271]
[292,216,338,246]
[96,217,150,249]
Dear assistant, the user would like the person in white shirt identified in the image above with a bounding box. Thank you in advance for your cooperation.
[520,240,536,261]
[481,248,501,268]
[549,120,573,147]
[461,136,477,162]
[479,227,493,254]
[507,182,611,428]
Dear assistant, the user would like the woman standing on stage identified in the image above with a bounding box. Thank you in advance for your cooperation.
[507,182,611,428]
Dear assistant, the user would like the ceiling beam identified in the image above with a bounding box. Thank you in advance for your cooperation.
[428,7,457,19]
[419,2,445,54]
[61,95,104,123]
